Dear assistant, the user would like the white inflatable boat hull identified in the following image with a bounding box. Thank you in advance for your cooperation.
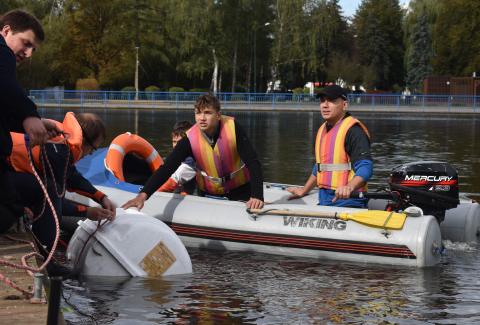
[68,187,442,267]
[441,201,480,243]
[263,183,480,244]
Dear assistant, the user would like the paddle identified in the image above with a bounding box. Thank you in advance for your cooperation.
[246,208,407,230]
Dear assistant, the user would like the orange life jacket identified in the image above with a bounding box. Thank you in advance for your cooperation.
[315,115,370,191]
[9,112,83,173]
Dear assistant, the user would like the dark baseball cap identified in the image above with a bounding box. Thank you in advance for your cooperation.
[316,85,348,100]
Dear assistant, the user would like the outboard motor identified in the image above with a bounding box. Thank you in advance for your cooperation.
[388,161,460,222]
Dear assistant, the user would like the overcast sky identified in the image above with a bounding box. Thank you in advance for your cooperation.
[339,0,411,18]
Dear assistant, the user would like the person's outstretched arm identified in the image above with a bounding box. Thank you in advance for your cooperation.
[235,121,264,209]
[122,137,191,210]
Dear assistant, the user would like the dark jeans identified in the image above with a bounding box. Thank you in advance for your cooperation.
[0,157,22,234]
[9,171,63,250]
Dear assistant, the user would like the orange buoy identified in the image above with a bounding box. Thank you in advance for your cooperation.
[105,132,163,181]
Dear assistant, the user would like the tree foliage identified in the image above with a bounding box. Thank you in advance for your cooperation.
[271,0,351,89]
[405,8,432,93]
[353,0,404,90]
[432,0,480,76]
[3,0,480,92]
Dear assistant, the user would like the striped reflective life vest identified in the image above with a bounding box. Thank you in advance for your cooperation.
[187,116,250,195]
[9,112,83,173]
[315,115,370,191]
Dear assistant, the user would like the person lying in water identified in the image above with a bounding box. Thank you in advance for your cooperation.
[157,120,196,194]
[122,93,264,210]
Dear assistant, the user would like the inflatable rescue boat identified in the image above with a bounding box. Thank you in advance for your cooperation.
[66,133,480,268]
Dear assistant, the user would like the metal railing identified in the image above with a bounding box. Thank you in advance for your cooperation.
[29,90,480,112]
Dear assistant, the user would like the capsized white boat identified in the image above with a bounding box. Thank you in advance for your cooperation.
[66,208,192,277]
[65,147,471,268]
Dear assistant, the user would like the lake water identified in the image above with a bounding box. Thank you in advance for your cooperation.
[40,108,480,324]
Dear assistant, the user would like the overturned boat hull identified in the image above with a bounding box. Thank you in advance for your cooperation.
[66,208,192,277]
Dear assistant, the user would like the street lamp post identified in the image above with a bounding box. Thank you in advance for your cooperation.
[253,22,270,93]
[253,28,257,93]
[135,46,139,100]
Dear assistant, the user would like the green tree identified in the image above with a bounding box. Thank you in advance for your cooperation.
[353,0,404,90]
[433,0,480,76]
[271,0,350,89]
[123,0,174,90]
[405,9,432,93]
[161,0,273,92]
[0,1,20,14]
[55,0,135,88]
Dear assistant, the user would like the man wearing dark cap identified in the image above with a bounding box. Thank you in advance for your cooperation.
[287,85,373,207]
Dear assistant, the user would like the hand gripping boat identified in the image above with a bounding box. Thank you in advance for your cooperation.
[66,208,192,277]
[66,134,479,268]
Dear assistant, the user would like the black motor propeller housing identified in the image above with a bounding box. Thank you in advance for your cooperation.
[389,161,460,222]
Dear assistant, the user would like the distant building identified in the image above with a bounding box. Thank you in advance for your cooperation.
[423,76,480,96]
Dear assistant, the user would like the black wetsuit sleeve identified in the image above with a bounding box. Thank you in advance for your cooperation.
[62,198,88,218]
[345,124,372,164]
[235,121,264,200]
[141,137,192,198]
[0,40,39,125]
[67,164,106,203]
[0,38,40,156]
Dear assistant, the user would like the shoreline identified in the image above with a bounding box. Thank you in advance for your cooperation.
[35,102,480,118]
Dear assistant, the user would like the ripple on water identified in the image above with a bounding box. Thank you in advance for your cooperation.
[61,246,480,324]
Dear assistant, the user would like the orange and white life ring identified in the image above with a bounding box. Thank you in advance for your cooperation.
[105,132,163,181]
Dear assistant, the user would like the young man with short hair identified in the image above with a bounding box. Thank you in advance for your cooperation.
[0,9,60,234]
[122,94,264,210]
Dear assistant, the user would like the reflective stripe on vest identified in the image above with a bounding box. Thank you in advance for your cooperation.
[8,112,83,173]
[187,116,250,195]
[315,115,369,190]
[317,162,352,172]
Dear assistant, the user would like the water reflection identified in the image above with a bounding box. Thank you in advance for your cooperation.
[63,246,480,324]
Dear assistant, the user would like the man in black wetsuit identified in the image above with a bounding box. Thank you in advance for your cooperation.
[122,94,264,210]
